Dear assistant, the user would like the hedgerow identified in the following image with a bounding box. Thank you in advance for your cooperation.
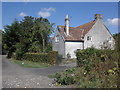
[12,51,61,65]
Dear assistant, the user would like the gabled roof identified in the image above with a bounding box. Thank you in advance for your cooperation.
[57,20,95,41]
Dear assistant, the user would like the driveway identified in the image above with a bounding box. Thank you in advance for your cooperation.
[2,55,75,88]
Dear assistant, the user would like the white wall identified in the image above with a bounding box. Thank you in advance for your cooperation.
[65,41,83,58]
[52,29,65,58]
[84,19,115,49]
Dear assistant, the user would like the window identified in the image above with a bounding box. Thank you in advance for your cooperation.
[108,37,112,41]
[55,35,59,42]
[108,37,112,42]
[87,36,92,41]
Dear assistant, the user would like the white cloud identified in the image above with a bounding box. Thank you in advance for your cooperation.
[106,18,120,26]
[38,7,55,18]
[19,12,27,17]
[42,8,56,12]
[38,11,51,18]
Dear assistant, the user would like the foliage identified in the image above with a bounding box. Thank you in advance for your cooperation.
[0,30,2,55]
[2,19,21,58]
[48,51,58,65]
[50,48,119,88]
[67,53,71,59]
[2,16,54,59]
[12,51,61,65]
[45,43,52,53]
[113,33,120,52]
[22,53,49,63]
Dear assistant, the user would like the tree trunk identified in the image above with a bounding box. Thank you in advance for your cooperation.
[41,34,45,52]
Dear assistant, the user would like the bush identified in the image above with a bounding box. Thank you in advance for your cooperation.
[54,68,76,85]
[48,51,59,65]
[52,48,119,87]
[22,53,49,63]
[12,51,62,65]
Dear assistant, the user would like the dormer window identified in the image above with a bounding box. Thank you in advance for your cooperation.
[87,36,92,41]
[55,35,59,42]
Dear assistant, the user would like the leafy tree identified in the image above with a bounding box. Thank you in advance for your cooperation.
[3,16,54,59]
[33,17,54,52]
[113,33,120,52]
[2,19,20,58]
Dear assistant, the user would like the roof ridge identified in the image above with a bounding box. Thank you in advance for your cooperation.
[76,20,95,28]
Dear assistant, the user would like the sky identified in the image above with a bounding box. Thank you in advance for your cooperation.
[1,2,119,35]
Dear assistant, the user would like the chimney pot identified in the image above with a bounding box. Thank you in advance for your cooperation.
[95,14,102,20]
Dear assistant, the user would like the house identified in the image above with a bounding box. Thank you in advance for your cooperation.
[52,14,115,58]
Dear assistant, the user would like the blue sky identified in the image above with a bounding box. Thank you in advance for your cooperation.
[2,2,119,34]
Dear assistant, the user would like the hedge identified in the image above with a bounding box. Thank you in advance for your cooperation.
[76,48,117,70]
[12,51,61,65]
[22,53,49,63]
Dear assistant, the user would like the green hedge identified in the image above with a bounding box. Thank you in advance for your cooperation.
[22,53,49,63]
[12,51,61,65]
[76,48,115,67]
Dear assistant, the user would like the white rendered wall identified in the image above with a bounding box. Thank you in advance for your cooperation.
[65,41,83,58]
[84,19,115,49]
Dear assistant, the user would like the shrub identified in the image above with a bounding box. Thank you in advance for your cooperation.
[22,53,49,63]
[67,53,71,59]
[52,48,119,87]
[48,51,59,65]
[12,51,62,65]
[54,68,76,85]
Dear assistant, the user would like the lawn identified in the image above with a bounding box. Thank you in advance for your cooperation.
[11,59,51,68]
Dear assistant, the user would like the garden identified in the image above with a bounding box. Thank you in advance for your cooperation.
[49,47,119,88]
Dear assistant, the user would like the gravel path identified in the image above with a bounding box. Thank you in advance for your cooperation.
[2,55,75,88]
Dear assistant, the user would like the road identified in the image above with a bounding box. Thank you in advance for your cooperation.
[2,55,72,88]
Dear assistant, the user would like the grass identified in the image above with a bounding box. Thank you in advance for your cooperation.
[48,73,57,78]
[11,59,51,68]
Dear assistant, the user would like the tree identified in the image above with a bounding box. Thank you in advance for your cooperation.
[2,19,20,58]
[0,30,2,55]
[3,16,54,59]
[33,17,54,52]
[113,33,120,52]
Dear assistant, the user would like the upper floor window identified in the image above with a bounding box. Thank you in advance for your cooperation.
[108,37,112,41]
[108,37,112,42]
[87,36,92,41]
[55,35,59,42]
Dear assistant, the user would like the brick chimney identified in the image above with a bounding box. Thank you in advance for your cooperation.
[95,14,102,20]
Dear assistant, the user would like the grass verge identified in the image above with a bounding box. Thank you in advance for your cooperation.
[11,59,51,68]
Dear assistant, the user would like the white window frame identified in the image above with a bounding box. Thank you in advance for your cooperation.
[108,37,112,43]
[55,35,59,42]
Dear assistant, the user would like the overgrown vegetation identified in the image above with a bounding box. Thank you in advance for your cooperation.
[50,47,119,88]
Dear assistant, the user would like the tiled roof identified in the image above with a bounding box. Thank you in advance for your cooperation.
[57,20,95,41]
